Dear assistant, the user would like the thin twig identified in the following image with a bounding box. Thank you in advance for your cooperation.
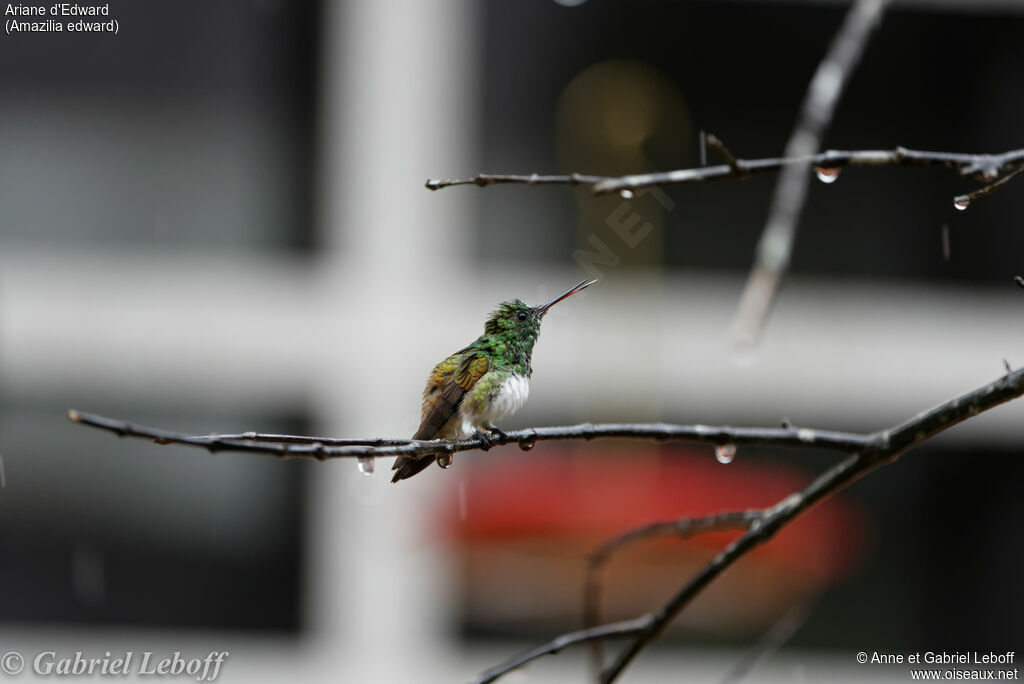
[585,511,763,678]
[1016,275,1024,289]
[67,409,872,460]
[719,604,810,684]
[425,172,606,191]
[730,0,889,350]
[425,146,1024,194]
[953,164,1024,209]
[706,134,744,176]
[205,433,413,447]
[473,365,1024,683]
[472,617,653,684]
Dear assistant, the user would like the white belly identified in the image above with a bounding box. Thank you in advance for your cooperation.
[458,373,529,435]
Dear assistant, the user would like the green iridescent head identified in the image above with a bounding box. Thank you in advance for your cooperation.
[485,299,539,338]
[483,279,597,338]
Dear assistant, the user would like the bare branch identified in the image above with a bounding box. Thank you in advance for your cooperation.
[730,0,889,350]
[425,172,606,191]
[1016,275,1024,289]
[472,617,653,684]
[67,409,872,460]
[425,146,1024,194]
[953,164,1024,210]
[600,365,1024,683]
[473,365,1024,683]
[705,133,744,176]
[586,512,765,571]
[585,511,763,677]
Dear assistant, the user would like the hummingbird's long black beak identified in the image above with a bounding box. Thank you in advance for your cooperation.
[534,279,598,316]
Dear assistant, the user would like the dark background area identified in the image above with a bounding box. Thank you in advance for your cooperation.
[0,0,320,250]
[0,404,311,632]
[0,0,321,633]
[478,2,1024,284]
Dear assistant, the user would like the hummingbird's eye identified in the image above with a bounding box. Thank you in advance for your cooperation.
[516,312,528,321]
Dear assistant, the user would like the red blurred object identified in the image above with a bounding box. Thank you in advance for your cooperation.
[448,445,865,583]
[444,445,869,635]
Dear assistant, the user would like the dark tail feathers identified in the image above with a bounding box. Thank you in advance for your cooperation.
[391,454,435,483]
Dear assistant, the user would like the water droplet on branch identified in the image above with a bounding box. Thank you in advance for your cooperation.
[953,198,970,211]
[518,439,536,451]
[357,456,374,476]
[437,454,453,469]
[814,166,841,184]
[714,443,737,464]
[619,189,635,200]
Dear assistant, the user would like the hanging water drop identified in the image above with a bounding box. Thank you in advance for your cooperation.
[518,439,536,451]
[814,166,841,184]
[953,197,970,211]
[619,189,635,200]
[437,454,453,469]
[714,443,737,464]
[357,456,374,476]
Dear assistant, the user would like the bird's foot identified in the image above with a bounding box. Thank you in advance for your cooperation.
[472,429,496,451]
[486,425,508,444]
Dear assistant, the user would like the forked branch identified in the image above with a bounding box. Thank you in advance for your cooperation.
[473,365,1024,683]
[584,511,763,677]
[954,165,1024,209]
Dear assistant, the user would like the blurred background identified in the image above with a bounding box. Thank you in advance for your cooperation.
[1,0,1022,682]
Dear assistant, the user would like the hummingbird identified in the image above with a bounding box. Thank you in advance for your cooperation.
[391,279,597,483]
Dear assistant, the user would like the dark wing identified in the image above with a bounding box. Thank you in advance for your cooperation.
[412,380,466,440]
[392,352,490,483]
[412,352,489,440]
